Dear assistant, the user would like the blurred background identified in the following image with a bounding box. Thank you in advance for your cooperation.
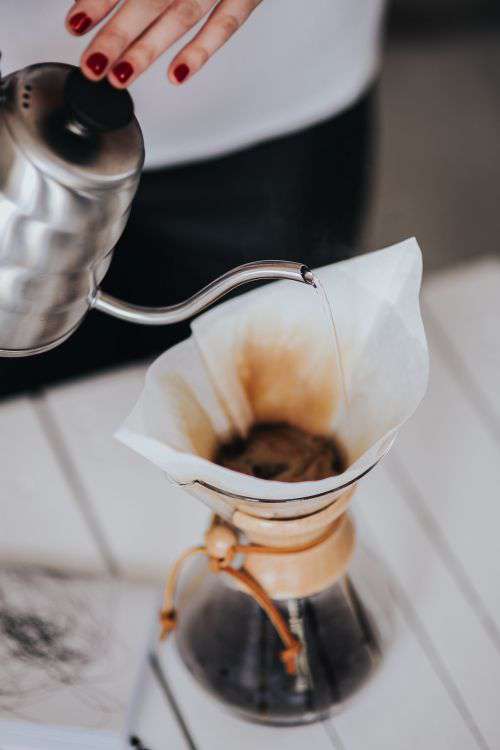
[363,0,500,271]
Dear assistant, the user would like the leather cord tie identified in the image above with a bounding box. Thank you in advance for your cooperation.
[159,516,341,676]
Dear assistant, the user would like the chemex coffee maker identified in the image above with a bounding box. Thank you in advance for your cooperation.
[1,58,428,726]
[0,59,313,358]
[117,233,428,724]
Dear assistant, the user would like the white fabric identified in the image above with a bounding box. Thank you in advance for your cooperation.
[3,0,385,168]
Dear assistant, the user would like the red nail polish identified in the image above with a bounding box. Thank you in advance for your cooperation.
[69,12,92,34]
[173,63,190,83]
[86,52,109,76]
[112,61,134,84]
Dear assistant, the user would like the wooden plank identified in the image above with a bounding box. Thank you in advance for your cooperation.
[133,661,192,750]
[43,365,210,580]
[0,395,103,572]
[423,257,500,429]
[329,598,478,750]
[158,641,336,750]
[353,466,498,748]
[392,317,500,640]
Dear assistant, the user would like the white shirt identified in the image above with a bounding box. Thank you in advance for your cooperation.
[3,0,385,168]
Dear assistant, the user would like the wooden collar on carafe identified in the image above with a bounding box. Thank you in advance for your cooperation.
[231,484,356,600]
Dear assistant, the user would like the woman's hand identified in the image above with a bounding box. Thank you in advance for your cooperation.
[66,0,262,88]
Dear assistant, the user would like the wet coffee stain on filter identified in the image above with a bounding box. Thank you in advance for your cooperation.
[235,313,341,437]
[212,305,349,482]
[163,374,218,459]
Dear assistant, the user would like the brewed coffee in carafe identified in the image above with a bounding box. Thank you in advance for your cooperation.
[175,558,382,723]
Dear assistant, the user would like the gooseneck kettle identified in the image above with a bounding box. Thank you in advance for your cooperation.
[0,60,313,357]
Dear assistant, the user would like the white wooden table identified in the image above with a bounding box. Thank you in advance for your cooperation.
[2,257,499,750]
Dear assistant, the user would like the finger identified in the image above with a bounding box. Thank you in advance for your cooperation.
[80,0,176,81]
[168,0,262,85]
[107,0,214,89]
[66,0,119,37]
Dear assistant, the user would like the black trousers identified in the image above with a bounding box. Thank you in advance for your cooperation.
[0,89,374,397]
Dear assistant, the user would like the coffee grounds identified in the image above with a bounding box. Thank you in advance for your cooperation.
[214,422,345,482]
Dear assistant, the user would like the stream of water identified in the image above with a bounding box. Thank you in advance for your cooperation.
[309,271,350,413]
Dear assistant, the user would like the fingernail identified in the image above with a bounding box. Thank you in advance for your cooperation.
[112,61,134,84]
[68,12,92,34]
[173,63,190,83]
[86,52,109,76]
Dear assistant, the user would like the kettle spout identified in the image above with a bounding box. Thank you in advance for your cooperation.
[91,260,316,326]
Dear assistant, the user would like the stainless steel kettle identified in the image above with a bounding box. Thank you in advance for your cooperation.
[0,61,313,357]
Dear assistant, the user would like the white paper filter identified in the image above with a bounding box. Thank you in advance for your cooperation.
[117,238,429,504]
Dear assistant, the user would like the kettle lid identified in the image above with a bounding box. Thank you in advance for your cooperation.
[1,62,144,189]
[63,67,134,132]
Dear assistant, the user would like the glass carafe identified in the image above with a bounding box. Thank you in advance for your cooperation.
[165,484,392,725]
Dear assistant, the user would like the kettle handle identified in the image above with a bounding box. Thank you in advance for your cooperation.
[90,261,315,326]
